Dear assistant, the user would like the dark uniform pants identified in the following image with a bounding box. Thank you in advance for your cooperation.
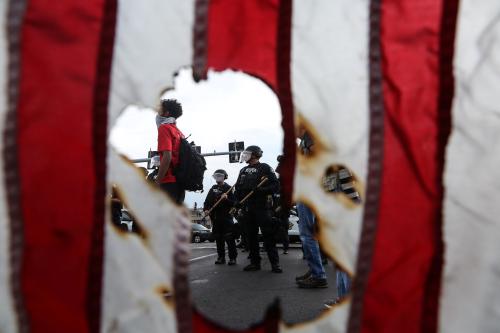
[277,216,290,251]
[239,218,249,250]
[244,207,279,266]
[212,218,237,260]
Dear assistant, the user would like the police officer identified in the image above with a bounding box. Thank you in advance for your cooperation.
[204,169,237,265]
[234,145,282,273]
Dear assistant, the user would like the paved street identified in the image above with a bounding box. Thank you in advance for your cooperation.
[189,242,339,330]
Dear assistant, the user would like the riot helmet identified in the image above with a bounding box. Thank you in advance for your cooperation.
[213,169,228,183]
[213,169,228,179]
[245,145,263,158]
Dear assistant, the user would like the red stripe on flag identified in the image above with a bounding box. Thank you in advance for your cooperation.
[201,0,295,206]
[87,0,117,331]
[275,0,295,209]
[421,1,458,331]
[17,2,110,332]
[359,1,456,332]
[205,0,280,89]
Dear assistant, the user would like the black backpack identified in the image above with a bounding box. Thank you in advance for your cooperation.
[174,137,207,192]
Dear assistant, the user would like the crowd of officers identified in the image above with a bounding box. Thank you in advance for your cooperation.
[202,143,352,302]
[144,98,287,273]
[203,145,284,273]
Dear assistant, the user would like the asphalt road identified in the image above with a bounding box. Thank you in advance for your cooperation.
[189,242,340,330]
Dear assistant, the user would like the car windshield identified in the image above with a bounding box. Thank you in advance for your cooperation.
[191,223,208,231]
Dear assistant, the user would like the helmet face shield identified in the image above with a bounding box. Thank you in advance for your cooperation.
[151,155,160,167]
[213,172,226,182]
[240,151,252,163]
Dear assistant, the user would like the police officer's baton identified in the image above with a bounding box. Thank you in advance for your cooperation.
[229,177,268,215]
[202,184,236,219]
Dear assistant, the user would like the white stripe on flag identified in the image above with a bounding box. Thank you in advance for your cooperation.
[0,2,19,332]
[103,1,195,332]
[103,154,182,333]
[441,1,500,332]
[291,0,369,277]
[289,0,369,331]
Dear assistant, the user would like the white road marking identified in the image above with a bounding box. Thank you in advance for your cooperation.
[189,253,218,262]
[191,246,217,250]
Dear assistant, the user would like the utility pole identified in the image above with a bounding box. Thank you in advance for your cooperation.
[131,140,245,166]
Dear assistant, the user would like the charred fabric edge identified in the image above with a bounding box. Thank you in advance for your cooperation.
[276,0,295,209]
[5,1,29,332]
[192,0,210,82]
[86,0,118,331]
[421,1,459,332]
[173,215,193,333]
[347,0,385,332]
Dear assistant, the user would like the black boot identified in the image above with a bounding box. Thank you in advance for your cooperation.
[271,264,283,273]
[228,258,237,266]
[215,257,225,265]
[295,270,312,282]
[243,263,261,271]
[297,276,328,289]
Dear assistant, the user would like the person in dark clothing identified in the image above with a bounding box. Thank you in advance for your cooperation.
[234,145,282,273]
[273,194,290,254]
[204,169,237,265]
[274,155,290,254]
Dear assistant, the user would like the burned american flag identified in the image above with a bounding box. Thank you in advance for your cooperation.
[1,1,500,333]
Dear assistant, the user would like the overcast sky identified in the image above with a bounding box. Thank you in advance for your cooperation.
[110,69,284,208]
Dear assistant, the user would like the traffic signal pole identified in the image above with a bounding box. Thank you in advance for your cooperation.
[130,151,243,164]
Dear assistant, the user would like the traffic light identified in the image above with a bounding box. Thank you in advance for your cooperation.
[228,141,244,163]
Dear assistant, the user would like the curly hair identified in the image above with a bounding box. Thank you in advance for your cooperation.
[160,99,183,118]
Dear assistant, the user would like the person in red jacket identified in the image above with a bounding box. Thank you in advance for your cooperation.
[154,99,185,204]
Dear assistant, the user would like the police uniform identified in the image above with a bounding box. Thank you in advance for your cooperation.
[234,162,280,271]
[273,191,290,253]
[204,182,237,263]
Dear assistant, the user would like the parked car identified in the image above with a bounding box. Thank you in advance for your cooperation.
[191,223,213,243]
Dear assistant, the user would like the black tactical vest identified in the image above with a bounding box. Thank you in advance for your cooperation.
[237,164,264,192]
